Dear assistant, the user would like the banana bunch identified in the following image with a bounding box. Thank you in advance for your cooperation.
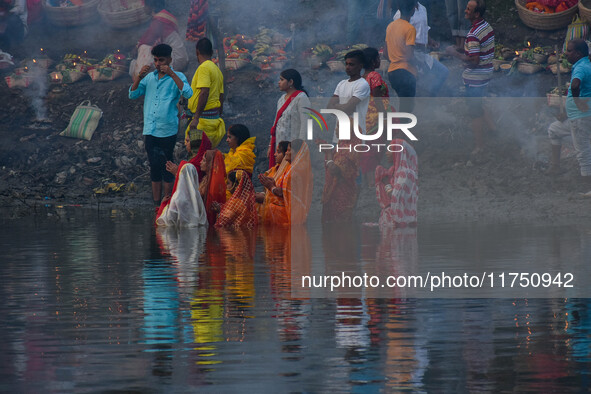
[333,43,367,61]
[350,43,368,51]
[312,44,333,61]
[252,32,272,60]
[252,27,288,65]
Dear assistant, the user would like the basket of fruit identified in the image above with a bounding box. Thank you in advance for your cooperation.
[44,0,100,27]
[532,47,549,63]
[547,85,568,107]
[98,0,151,29]
[515,0,578,30]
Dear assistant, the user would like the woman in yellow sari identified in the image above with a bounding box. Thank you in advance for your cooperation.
[223,124,256,178]
[259,139,313,225]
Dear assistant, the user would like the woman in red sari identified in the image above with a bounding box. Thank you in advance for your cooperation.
[268,69,310,168]
[361,47,392,188]
[214,170,258,228]
[199,149,226,225]
[322,133,360,223]
[375,139,418,227]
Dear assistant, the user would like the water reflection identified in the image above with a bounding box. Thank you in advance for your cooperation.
[1,214,591,391]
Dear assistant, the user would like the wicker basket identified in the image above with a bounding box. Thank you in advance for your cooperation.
[326,60,345,72]
[580,0,591,22]
[533,53,549,63]
[549,63,572,74]
[270,60,287,70]
[225,58,249,70]
[518,62,543,74]
[547,93,567,107]
[44,0,100,27]
[515,0,578,30]
[492,59,511,71]
[98,0,151,29]
[500,63,513,73]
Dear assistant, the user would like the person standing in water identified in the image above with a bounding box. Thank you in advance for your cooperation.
[129,44,193,207]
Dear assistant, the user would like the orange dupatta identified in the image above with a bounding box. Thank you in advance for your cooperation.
[261,159,291,224]
[200,150,226,225]
[284,141,313,225]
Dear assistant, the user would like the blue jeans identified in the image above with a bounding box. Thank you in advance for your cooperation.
[569,117,591,176]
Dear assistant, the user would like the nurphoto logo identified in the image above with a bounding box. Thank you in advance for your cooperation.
[304,108,418,152]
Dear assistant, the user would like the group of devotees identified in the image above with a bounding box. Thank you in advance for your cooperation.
[128,0,591,230]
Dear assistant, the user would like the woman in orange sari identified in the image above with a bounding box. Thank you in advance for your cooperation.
[322,135,360,223]
[284,139,313,225]
[257,141,290,224]
[214,170,258,228]
[259,140,313,225]
[199,149,226,225]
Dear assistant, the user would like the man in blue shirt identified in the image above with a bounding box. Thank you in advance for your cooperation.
[129,43,193,207]
[565,39,591,179]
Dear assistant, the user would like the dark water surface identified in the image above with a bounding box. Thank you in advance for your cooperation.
[1,208,590,392]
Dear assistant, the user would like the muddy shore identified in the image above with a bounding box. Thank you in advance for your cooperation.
[1,0,590,222]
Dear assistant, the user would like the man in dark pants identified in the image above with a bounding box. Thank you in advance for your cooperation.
[445,0,494,156]
[385,0,417,113]
[129,44,193,207]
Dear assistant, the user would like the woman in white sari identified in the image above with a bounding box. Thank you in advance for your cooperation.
[156,162,207,227]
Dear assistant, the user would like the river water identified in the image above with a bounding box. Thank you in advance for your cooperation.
[1,208,590,392]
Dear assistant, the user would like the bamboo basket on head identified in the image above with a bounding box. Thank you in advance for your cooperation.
[43,0,100,27]
[515,0,578,30]
[98,0,152,29]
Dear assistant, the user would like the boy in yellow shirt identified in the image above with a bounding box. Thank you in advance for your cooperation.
[187,38,226,147]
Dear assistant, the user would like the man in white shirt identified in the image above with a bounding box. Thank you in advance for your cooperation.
[328,49,371,142]
[394,1,449,96]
